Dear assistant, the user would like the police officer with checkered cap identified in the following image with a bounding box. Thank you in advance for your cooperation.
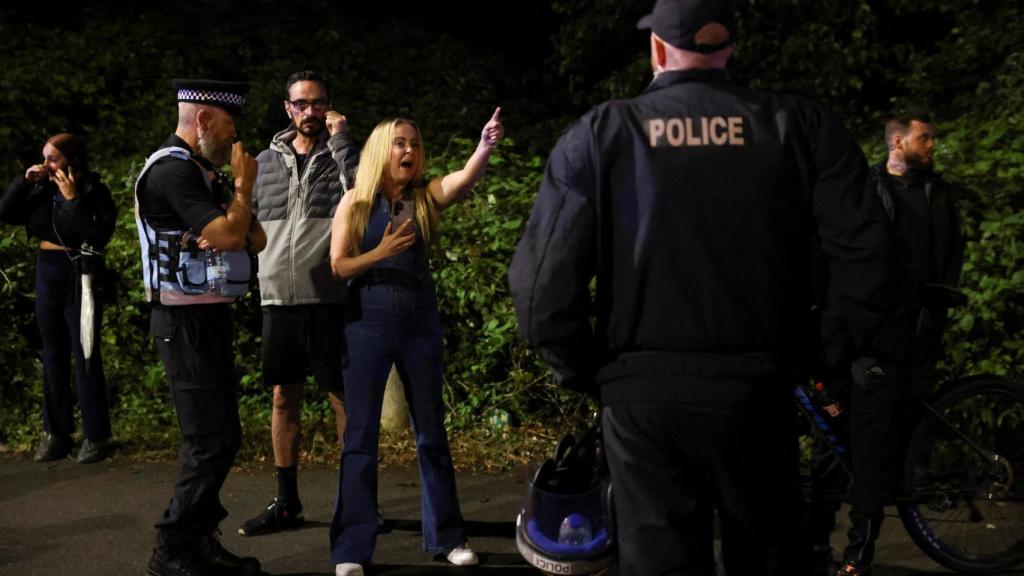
[172,79,249,117]
[137,78,266,576]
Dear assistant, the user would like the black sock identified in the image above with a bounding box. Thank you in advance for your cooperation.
[275,466,299,503]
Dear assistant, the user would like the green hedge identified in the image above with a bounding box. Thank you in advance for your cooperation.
[1,2,1021,462]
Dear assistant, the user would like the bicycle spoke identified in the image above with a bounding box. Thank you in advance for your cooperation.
[897,377,1024,572]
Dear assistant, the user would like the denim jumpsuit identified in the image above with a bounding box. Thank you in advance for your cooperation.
[330,192,466,565]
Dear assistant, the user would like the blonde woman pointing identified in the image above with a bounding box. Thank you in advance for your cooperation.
[328,109,503,576]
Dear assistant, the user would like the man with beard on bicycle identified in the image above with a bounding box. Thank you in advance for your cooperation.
[836,112,964,576]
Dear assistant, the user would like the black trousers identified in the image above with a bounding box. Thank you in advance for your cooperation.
[843,356,939,565]
[35,250,110,440]
[150,305,241,549]
[843,304,946,566]
[602,377,802,576]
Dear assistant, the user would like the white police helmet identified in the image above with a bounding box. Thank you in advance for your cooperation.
[516,423,616,575]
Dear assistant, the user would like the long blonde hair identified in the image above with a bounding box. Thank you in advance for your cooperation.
[346,118,440,254]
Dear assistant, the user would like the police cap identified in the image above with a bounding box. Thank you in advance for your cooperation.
[172,79,249,117]
[637,0,737,54]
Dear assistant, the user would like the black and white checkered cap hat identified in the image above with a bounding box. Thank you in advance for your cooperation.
[172,79,249,116]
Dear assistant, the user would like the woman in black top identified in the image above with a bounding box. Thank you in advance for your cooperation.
[0,133,116,463]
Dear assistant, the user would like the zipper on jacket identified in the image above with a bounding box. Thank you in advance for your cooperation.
[287,143,332,302]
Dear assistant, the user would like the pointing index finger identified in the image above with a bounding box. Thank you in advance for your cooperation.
[490,106,501,123]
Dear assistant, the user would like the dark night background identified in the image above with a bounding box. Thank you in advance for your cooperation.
[0,0,1021,463]
[2,0,1019,167]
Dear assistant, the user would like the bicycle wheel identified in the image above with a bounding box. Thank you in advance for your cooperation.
[898,375,1024,573]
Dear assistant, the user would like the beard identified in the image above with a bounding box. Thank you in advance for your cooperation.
[198,131,232,167]
[297,116,326,138]
[904,148,933,172]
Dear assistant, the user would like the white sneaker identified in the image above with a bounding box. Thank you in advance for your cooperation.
[446,544,479,566]
[335,562,364,576]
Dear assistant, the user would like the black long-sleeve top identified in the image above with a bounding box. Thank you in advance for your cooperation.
[0,173,117,250]
[871,163,963,304]
[509,69,893,400]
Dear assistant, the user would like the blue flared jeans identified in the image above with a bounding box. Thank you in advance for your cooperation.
[329,279,466,565]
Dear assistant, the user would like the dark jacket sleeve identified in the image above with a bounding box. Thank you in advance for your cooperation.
[0,176,35,226]
[509,118,599,393]
[54,175,117,250]
[808,107,893,367]
[328,132,360,192]
[942,182,964,288]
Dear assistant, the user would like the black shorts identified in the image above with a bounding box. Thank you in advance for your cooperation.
[261,304,344,392]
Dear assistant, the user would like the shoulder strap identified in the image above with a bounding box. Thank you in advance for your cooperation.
[133,146,196,302]
[872,165,895,222]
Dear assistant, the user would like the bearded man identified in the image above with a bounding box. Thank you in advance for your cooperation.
[836,112,964,576]
[135,79,266,576]
[238,70,360,537]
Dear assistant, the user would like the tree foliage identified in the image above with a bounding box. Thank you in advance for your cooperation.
[548,0,1024,383]
[0,1,1020,459]
[0,1,577,457]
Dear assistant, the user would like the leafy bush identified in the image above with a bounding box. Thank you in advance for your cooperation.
[428,138,592,431]
[937,51,1024,378]
[1,1,1021,466]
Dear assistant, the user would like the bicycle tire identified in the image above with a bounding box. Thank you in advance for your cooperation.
[898,375,1024,573]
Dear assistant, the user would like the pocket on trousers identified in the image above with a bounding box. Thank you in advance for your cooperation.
[151,310,182,379]
[149,309,177,341]
[408,303,435,337]
[172,385,229,436]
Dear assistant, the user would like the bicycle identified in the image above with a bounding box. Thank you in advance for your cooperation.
[796,368,1024,573]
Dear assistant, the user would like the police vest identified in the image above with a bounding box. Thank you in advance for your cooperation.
[133,146,254,305]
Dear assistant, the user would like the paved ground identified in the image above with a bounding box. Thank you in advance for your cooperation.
[0,453,982,575]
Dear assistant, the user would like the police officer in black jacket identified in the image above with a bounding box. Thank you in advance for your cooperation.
[136,79,267,576]
[509,1,892,574]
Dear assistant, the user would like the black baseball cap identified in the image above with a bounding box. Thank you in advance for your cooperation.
[637,0,737,53]
[172,79,249,117]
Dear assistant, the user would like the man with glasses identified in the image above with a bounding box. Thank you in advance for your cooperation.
[238,70,359,537]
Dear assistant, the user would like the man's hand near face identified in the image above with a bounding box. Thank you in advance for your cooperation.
[326,111,348,137]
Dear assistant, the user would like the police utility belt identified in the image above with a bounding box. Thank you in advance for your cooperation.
[133,146,254,305]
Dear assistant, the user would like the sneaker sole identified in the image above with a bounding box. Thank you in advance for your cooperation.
[34,450,72,463]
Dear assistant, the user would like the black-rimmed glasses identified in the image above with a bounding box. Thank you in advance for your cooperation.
[288,99,329,112]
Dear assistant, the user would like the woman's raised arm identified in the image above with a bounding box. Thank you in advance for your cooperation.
[427,107,504,209]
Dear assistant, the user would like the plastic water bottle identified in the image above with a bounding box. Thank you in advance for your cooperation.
[206,250,227,295]
[557,513,593,546]
[814,381,844,418]
[488,409,510,431]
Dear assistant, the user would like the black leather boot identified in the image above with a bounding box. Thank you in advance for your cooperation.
[147,546,216,576]
[194,532,261,576]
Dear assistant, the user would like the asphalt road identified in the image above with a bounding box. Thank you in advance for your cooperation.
[0,453,981,575]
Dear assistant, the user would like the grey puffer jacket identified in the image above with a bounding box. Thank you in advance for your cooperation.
[254,127,358,305]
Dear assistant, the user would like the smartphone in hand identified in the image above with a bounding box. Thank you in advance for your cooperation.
[391,198,415,234]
